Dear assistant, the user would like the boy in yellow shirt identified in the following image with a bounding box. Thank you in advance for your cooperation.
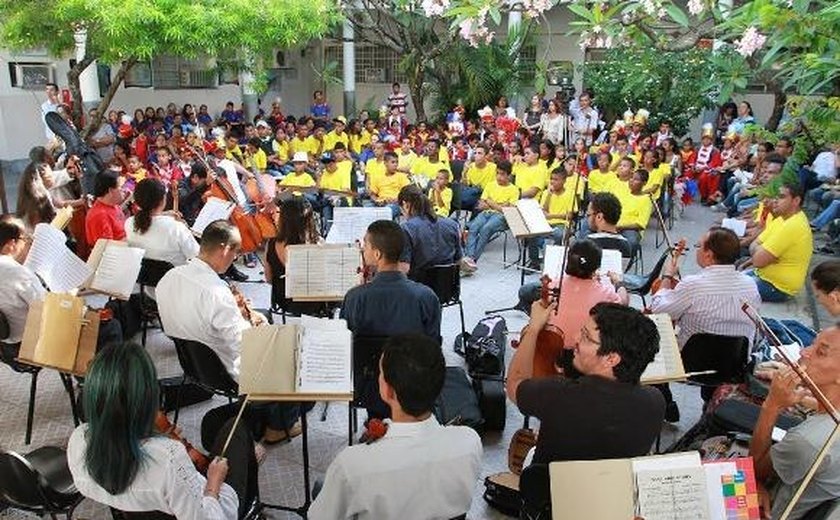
[369,151,410,218]
[512,144,547,199]
[428,170,453,218]
[279,151,317,199]
[409,139,452,183]
[244,137,268,173]
[461,143,497,210]
[463,161,520,270]
[526,168,577,269]
[589,151,618,194]
[318,151,353,231]
[616,169,653,257]
[268,127,291,177]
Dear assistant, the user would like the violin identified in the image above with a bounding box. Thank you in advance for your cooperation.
[650,238,687,294]
[154,411,210,474]
[356,242,374,284]
[511,275,566,378]
[230,283,261,327]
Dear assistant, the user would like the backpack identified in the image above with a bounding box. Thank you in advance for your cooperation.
[454,315,507,377]
[433,366,484,431]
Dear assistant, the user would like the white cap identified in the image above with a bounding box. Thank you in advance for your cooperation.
[292,151,309,162]
[255,120,270,128]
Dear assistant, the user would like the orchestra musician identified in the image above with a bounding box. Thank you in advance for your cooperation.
[177,161,210,227]
[67,342,240,519]
[85,171,127,246]
[156,220,303,444]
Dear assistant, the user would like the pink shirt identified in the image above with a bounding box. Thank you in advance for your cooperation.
[547,275,622,348]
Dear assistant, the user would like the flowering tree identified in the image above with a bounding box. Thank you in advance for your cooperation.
[0,0,339,137]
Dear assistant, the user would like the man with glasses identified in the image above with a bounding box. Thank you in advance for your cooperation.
[507,301,664,464]
[744,181,813,302]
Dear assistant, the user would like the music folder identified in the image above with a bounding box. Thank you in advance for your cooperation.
[640,314,687,385]
[502,199,554,239]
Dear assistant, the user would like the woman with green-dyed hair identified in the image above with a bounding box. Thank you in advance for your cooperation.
[66,342,238,518]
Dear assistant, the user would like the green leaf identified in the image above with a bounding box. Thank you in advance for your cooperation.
[566,3,594,23]
[489,5,501,25]
[665,3,689,27]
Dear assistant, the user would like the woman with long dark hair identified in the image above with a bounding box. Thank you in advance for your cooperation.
[125,178,198,266]
[16,162,56,231]
[67,342,238,518]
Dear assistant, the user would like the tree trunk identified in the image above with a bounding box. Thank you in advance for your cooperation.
[81,59,136,140]
[766,89,786,132]
[66,56,94,129]
[408,64,426,122]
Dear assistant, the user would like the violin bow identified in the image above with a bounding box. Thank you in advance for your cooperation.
[741,302,840,520]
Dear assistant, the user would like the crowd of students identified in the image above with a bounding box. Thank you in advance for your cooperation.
[1,84,839,519]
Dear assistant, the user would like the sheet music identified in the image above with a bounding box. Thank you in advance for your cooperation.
[721,218,747,238]
[285,244,362,299]
[191,197,234,236]
[542,246,624,280]
[325,207,392,244]
[600,249,623,277]
[641,314,686,383]
[515,198,553,234]
[24,223,92,292]
[635,467,710,520]
[296,316,352,394]
[89,245,145,299]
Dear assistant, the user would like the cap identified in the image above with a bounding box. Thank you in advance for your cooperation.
[701,123,714,138]
[320,151,336,164]
[292,151,309,163]
[333,116,347,125]
[255,120,270,129]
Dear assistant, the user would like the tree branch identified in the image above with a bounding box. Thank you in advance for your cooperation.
[81,58,136,140]
[66,55,96,128]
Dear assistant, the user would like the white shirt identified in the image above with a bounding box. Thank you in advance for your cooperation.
[308,415,482,520]
[67,425,237,520]
[811,150,837,182]
[0,256,46,344]
[649,264,761,348]
[217,160,248,207]
[125,215,199,267]
[156,258,250,377]
[41,99,59,140]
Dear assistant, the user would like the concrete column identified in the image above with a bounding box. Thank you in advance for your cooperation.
[342,20,356,117]
[73,27,100,110]
[508,6,523,112]
[240,70,259,121]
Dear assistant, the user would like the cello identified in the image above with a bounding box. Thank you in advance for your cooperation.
[154,412,210,474]
[243,155,277,240]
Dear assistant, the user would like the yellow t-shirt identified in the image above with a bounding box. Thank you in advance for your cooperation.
[481,181,520,212]
[319,167,351,192]
[324,130,349,151]
[608,178,631,199]
[289,136,318,158]
[513,162,548,195]
[565,173,587,199]
[588,169,618,194]
[616,191,653,231]
[225,145,243,163]
[271,139,290,163]
[245,149,267,172]
[758,212,781,242]
[466,162,498,190]
[398,151,418,171]
[280,172,316,196]
[371,172,410,201]
[411,158,452,182]
[365,159,387,187]
[429,186,453,217]
[540,188,577,226]
[348,133,368,155]
[756,211,813,295]
[644,164,671,199]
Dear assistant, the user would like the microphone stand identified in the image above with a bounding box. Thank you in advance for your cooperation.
[742,302,840,520]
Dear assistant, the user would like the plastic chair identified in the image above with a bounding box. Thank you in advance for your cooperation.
[681,333,750,402]
[170,338,239,425]
[0,446,82,519]
[421,264,466,341]
[349,335,389,444]
[137,259,174,346]
[621,249,670,307]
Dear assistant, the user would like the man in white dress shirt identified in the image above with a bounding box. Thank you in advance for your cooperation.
[0,217,46,358]
[157,220,301,443]
[568,91,600,146]
[308,334,483,520]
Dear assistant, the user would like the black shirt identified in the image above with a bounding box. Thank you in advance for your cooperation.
[340,271,441,340]
[400,216,462,282]
[517,375,664,464]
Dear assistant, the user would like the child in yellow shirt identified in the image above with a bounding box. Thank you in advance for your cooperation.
[428,170,453,218]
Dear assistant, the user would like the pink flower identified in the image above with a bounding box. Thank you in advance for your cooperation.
[688,0,704,15]
[734,26,767,57]
[421,0,450,17]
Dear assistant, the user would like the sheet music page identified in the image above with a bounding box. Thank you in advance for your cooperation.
[641,314,685,383]
[296,316,352,394]
[515,198,553,234]
[543,246,623,282]
[326,207,393,244]
[191,197,234,236]
[721,218,747,238]
[635,467,710,520]
[600,249,624,276]
[285,244,362,299]
[89,245,145,299]
[24,223,92,292]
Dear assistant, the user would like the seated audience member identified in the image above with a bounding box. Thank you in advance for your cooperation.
[68,343,239,519]
[588,151,618,195]
[746,182,813,302]
[125,178,199,268]
[525,168,577,269]
[460,143,497,210]
[397,185,462,284]
[811,260,840,316]
[749,326,840,520]
[428,170,453,218]
[369,151,410,218]
[341,220,441,340]
[308,335,482,520]
[85,171,127,246]
[516,239,628,376]
[16,161,56,232]
[279,151,316,199]
[585,192,633,258]
[264,198,330,317]
[506,302,664,464]
[409,138,452,183]
[177,161,210,227]
[512,144,548,199]
[316,151,352,230]
[157,220,301,443]
[616,169,653,256]
[462,161,520,271]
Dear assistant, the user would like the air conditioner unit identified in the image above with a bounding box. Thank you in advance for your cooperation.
[364,67,386,83]
[179,70,191,87]
[10,62,55,89]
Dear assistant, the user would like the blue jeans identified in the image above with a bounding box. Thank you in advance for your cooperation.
[811,200,840,230]
[460,185,481,211]
[466,211,506,260]
[746,270,791,303]
[527,225,565,263]
[736,197,758,214]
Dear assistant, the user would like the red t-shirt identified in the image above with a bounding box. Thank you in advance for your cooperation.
[85,200,126,245]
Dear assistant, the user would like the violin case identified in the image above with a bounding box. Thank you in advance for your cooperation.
[455,315,508,433]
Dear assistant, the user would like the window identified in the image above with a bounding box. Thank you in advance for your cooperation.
[518,45,537,83]
[8,62,55,89]
[323,43,407,84]
[150,55,217,89]
[125,62,153,88]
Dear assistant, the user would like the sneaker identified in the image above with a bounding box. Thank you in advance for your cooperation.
[711,203,727,212]
[262,421,302,445]
[526,259,542,272]
[461,257,478,272]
